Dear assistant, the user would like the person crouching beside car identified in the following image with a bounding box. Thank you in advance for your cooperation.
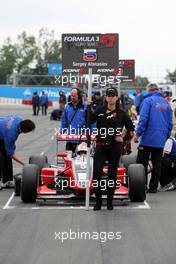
[0,115,35,190]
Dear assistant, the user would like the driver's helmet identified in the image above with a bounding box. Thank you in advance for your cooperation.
[77,142,87,155]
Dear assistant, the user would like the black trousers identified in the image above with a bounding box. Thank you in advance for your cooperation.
[0,140,13,183]
[136,106,140,115]
[137,145,163,190]
[32,104,40,115]
[93,142,122,204]
[41,105,47,115]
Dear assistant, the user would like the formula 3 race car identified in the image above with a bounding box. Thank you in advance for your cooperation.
[15,134,146,206]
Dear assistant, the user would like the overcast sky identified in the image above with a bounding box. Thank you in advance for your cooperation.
[0,0,175,81]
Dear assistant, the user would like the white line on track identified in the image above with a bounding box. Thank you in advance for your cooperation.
[143,201,151,209]
[3,200,151,210]
[51,128,58,140]
[54,128,58,135]
[3,192,15,210]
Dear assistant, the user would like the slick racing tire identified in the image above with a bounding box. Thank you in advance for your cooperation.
[21,164,39,203]
[121,154,137,170]
[128,164,146,202]
[50,109,62,120]
[29,155,48,170]
[14,173,22,196]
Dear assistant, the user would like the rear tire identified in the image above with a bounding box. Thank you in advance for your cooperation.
[21,164,39,203]
[121,154,137,169]
[50,109,62,120]
[29,155,48,170]
[128,164,146,202]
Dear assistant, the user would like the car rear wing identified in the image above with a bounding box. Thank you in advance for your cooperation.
[57,133,96,141]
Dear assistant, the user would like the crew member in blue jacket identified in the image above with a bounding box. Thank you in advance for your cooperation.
[134,83,173,193]
[40,91,49,116]
[60,88,86,154]
[0,115,35,189]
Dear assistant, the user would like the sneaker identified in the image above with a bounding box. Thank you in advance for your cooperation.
[158,182,176,192]
[0,181,2,190]
[3,181,15,188]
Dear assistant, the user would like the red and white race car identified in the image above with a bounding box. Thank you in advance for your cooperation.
[16,134,146,205]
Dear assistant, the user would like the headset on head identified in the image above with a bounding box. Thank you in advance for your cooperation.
[71,87,82,100]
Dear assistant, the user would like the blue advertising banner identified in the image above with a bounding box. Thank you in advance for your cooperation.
[0,85,71,101]
[48,64,62,75]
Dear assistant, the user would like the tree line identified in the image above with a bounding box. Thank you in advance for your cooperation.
[0,28,62,84]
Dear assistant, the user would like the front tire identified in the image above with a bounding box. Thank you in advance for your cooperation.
[21,164,39,203]
[128,164,146,202]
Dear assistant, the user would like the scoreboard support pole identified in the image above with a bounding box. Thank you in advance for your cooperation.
[85,68,92,211]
